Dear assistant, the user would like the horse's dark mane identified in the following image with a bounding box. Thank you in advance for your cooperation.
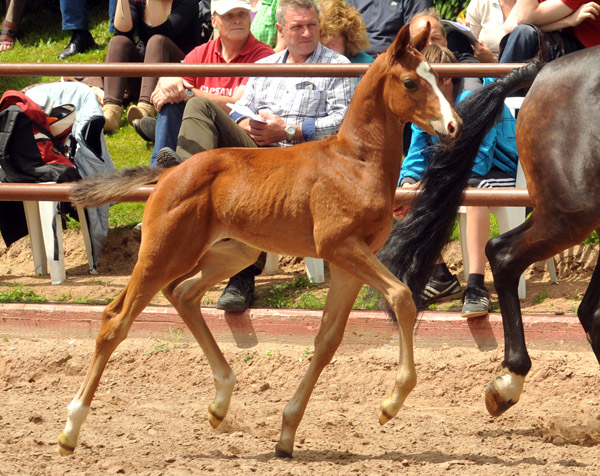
[378,61,544,316]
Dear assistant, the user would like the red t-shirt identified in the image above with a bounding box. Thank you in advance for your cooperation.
[182,34,274,95]
[545,0,600,47]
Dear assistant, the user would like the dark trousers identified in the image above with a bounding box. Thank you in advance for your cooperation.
[499,24,583,63]
[89,34,185,107]
[176,96,266,276]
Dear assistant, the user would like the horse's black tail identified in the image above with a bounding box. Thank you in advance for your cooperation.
[378,61,543,317]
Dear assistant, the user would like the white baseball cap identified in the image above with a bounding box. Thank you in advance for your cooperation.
[211,0,252,15]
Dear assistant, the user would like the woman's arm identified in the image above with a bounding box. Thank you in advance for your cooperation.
[114,0,133,32]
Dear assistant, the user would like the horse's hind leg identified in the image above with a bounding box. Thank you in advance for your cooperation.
[576,231,600,361]
[485,213,591,416]
[162,240,261,428]
[275,264,362,458]
[58,264,167,455]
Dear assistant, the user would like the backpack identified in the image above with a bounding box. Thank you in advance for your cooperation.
[0,90,79,184]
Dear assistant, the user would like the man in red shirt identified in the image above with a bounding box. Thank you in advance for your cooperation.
[138,0,274,165]
[499,0,600,63]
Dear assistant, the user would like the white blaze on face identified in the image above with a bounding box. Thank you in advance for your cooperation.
[415,60,455,136]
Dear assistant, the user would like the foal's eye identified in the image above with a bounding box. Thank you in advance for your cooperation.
[403,79,418,91]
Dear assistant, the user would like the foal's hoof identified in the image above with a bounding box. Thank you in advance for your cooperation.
[57,433,75,456]
[378,407,393,425]
[275,443,293,458]
[207,406,224,429]
[485,379,517,417]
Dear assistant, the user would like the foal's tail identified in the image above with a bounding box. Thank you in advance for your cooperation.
[378,61,543,315]
[70,166,165,208]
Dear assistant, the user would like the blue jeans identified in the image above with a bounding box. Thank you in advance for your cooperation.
[60,0,88,31]
[499,24,582,63]
[150,102,186,166]
[108,0,118,33]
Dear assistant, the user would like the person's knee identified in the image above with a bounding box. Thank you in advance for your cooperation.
[182,96,218,120]
[144,34,168,58]
[507,24,538,44]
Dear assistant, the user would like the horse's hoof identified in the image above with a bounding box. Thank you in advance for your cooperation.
[207,406,224,429]
[485,379,517,417]
[378,407,393,425]
[57,433,75,456]
[275,443,293,458]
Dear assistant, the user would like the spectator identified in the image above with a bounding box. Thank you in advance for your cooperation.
[97,0,201,133]
[319,0,374,63]
[0,0,27,51]
[345,0,433,57]
[156,0,357,312]
[499,0,600,63]
[251,0,287,50]
[464,0,518,62]
[58,0,97,60]
[138,0,274,165]
[398,44,518,318]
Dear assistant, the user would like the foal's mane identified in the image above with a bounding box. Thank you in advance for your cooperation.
[377,61,544,315]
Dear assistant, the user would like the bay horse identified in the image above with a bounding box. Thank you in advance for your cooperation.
[59,23,461,458]
[383,45,600,419]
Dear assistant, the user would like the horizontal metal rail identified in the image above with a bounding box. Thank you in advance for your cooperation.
[0,62,527,78]
[0,62,532,208]
[0,183,533,207]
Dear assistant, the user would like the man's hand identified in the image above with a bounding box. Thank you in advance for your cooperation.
[393,181,421,220]
[242,111,289,146]
[150,77,188,111]
[473,41,497,63]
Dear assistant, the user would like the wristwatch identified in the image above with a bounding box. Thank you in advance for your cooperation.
[184,88,194,98]
[285,124,296,143]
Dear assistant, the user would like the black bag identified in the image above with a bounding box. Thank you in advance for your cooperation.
[0,90,79,184]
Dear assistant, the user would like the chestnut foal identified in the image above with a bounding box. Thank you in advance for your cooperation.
[60,23,461,458]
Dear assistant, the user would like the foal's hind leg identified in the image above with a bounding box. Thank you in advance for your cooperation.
[162,240,261,429]
[275,264,363,457]
[58,264,169,455]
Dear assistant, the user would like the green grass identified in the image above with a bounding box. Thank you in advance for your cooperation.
[0,284,48,303]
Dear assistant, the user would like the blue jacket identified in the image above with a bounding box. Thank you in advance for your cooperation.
[399,81,518,185]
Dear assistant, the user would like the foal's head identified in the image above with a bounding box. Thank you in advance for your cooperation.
[383,22,462,142]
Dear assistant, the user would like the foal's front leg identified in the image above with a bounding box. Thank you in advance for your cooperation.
[275,266,362,457]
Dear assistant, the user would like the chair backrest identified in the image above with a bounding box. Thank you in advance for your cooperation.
[505,97,526,188]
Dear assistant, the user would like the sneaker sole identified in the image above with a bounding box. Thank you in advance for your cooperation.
[423,290,463,305]
[460,309,489,319]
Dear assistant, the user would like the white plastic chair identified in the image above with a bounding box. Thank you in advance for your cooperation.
[22,199,95,285]
[263,253,325,283]
[457,97,557,299]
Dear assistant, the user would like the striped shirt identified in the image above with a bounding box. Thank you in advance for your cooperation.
[230,43,357,146]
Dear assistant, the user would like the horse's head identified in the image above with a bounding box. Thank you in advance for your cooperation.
[383,23,462,143]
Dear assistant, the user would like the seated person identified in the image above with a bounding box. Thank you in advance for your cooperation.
[91,0,201,132]
[345,0,433,57]
[140,0,274,165]
[463,0,519,63]
[499,0,600,63]
[397,45,518,318]
[157,0,357,312]
[319,0,374,64]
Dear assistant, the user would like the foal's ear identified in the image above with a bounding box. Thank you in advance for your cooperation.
[411,21,430,52]
[390,23,412,61]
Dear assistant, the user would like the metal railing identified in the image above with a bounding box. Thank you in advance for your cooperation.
[0,62,531,207]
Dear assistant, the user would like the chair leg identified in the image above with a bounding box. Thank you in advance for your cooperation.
[264,253,279,275]
[458,206,470,282]
[305,257,325,283]
[76,206,96,274]
[38,200,66,285]
[23,201,48,275]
